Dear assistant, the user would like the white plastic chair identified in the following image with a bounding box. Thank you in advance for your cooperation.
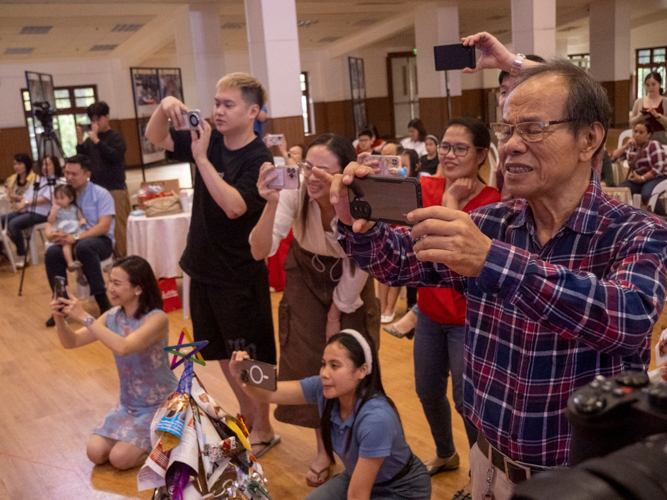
[0,198,17,274]
[73,255,115,300]
[647,179,667,212]
[618,129,632,149]
[488,143,499,188]
[29,222,48,265]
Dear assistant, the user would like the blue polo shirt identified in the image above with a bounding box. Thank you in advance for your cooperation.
[77,181,116,245]
[300,375,412,483]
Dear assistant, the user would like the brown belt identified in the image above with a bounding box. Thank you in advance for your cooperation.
[477,434,549,485]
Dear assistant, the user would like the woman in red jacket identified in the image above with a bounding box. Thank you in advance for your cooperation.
[416,117,500,495]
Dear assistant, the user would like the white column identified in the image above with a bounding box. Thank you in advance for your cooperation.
[511,0,556,59]
[174,3,225,114]
[589,0,631,82]
[244,0,302,119]
[415,1,461,100]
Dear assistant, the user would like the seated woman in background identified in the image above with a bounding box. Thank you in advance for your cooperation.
[1,154,59,267]
[250,133,380,487]
[51,255,178,470]
[614,120,667,214]
[630,72,667,145]
[419,135,440,176]
[400,118,427,156]
[230,330,431,500]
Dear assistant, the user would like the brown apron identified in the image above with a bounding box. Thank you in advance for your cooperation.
[273,238,381,428]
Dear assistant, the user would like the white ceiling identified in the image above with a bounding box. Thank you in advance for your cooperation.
[0,0,665,62]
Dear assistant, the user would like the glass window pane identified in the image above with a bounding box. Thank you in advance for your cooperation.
[56,98,71,109]
[74,87,95,97]
[24,100,31,112]
[76,113,90,125]
[75,97,95,108]
[639,49,651,57]
[56,114,77,157]
[654,54,665,63]
[655,48,666,56]
[54,89,70,99]
[639,56,651,65]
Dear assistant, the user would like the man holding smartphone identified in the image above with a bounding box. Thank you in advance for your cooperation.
[323,55,667,500]
[144,73,278,458]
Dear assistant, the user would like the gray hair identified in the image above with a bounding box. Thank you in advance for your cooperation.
[510,58,611,155]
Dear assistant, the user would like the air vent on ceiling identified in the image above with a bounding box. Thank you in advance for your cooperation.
[20,26,52,35]
[494,29,509,36]
[558,26,578,32]
[487,14,506,21]
[298,20,319,28]
[5,47,34,55]
[112,24,143,32]
[90,44,118,51]
[221,22,246,30]
[318,36,342,43]
[354,19,378,27]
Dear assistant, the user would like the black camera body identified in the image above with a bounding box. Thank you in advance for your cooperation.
[566,371,667,465]
[511,372,667,500]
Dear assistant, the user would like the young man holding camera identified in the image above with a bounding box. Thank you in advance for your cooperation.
[145,73,278,458]
[76,101,130,257]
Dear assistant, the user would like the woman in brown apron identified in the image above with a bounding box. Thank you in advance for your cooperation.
[250,133,380,487]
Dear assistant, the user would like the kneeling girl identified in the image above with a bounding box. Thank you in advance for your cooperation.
[230,330,431,500]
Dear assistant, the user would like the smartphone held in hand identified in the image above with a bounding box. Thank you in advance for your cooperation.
[364,155,402,176]
[434,43,476,71]
[238,359,277,391]
[179,110,203,130]
[348,175,423,226]
[267,165,300,190]
[54,276,68,300]
[265,134,284,146]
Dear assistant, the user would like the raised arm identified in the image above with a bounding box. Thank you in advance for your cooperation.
[229,351,307,405]
[461,32,543,74]
[145,96,189,152]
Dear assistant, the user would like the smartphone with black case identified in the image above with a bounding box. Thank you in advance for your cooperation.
[348,175,422,226]
[79,123,92,132]
[54,276,68,300]
[434,43,476,71]
[238,359,277,391]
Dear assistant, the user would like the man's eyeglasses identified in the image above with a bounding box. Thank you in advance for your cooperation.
[298,161,330,177]
[437,142,483,157]
[490,119,575,143]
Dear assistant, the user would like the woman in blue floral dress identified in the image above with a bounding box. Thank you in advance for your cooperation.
[52,255,178,470]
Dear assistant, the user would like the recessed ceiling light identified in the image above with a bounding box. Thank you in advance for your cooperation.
[5,47,34,55]
[20,26,52,35]
[90,44,118,51]
[221,22,246,30]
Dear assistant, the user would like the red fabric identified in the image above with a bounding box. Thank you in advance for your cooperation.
[417,177,501,325]
[159,278,182,313]
[268,230,294,292]
[355,138,385,154]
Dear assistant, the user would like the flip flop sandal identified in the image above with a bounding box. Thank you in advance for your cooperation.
[250,435,281,459]
[306,464,333,487]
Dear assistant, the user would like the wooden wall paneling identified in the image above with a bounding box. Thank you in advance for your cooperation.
[313,102,328,138]
[460,89,486,121]
[0,127,32,181]
[265,115,306,147]
[365,96,393,139]
[600,80,631,128]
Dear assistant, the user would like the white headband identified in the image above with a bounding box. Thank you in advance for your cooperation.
[339,329,373,375]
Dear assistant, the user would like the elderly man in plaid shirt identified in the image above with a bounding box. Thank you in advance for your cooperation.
[315,58,667,500]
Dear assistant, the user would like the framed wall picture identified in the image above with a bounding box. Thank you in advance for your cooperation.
[348,57,368,138]
[158,68,183,102]
[130,68,160,118]
[138,117,166,164]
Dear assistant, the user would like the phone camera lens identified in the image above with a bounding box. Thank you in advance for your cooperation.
[240,370,249,383]
[189,114,199,127]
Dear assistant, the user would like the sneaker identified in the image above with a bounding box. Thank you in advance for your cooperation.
[67,261,83,272]
[425,452,460,476]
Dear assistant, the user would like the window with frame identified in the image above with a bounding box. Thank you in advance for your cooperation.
[636,47,667,99]
[21,85,98,160]
[568,54,590,71]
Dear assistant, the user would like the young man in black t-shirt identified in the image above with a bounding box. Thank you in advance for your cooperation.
[145,73,278,458]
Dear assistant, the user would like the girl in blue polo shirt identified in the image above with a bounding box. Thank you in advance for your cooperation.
[230,330,431,499]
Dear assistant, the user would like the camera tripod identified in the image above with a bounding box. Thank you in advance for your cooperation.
[17,118,65,296]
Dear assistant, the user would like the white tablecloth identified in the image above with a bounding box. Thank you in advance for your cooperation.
[127,211,191,278]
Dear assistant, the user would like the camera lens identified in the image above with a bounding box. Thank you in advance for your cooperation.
[240,370,249,383]
[189,114,199,127]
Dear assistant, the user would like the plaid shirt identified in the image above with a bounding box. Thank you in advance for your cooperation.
[620,140,667,177]
[338,175,667,467]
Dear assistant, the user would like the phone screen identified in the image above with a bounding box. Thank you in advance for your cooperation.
[433,43,476,71]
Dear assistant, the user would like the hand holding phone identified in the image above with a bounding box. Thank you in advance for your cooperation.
[79,124,92,132]
[179,110,203,131]
[237,359,277,391]
[348,175,422,226]
[267,165,300,190]
[54,276,68,312]
[265,134,284,146]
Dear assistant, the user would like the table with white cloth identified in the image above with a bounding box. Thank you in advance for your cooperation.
[126,211,191,278]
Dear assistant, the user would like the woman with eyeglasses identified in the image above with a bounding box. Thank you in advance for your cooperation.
[249,133,380,488]
[413,117,500,497]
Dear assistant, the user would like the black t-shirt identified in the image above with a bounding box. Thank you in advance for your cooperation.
[420,155,439,176]
[170,130,272,286]
[76,129,127,191]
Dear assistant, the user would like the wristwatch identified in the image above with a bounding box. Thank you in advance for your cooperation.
[83,316,94,326]
[510,53,526,78]
[73,233,80,241]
